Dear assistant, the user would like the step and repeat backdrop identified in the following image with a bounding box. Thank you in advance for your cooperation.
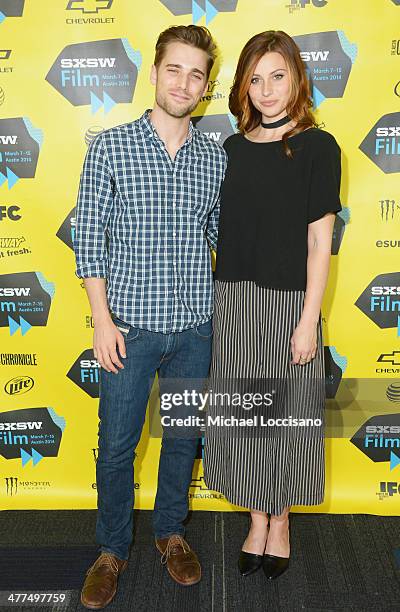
[1,0,399,514]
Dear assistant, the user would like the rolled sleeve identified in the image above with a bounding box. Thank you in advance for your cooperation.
[74,134,114,279]
[206,194,220,251]
[307,134,342,224]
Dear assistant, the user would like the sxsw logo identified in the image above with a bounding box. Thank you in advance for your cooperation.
[351,414,400,472]
[66,0,113,12]
[0,0,25,25]
[360,113,400,173]
[159,0,238,25]
[355,272,400,336]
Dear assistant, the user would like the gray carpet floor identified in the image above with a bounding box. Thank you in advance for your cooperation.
[0,510,399,612]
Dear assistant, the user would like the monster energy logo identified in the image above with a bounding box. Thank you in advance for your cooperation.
[5,476,18,496]
[380,199,400,221]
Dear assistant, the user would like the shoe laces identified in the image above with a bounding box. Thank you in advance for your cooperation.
[90,553,120,575]
[161,535,190,565]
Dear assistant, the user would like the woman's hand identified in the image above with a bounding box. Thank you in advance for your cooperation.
[290,321,317,365]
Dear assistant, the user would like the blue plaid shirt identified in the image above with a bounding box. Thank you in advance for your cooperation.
[74,110,226,333]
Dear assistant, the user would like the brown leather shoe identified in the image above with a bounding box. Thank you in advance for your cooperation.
[80,552,128,610]
[155,534,201,586]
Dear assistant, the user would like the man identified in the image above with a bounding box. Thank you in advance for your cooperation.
[74,25,226,610]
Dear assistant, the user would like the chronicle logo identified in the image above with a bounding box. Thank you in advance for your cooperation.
[0,407,66,466]
[377,351,400,374]
[0,0,25,25]
[0,118,43,189]
[192,113,236,145]
[0,236,31,259]
[46,39,142,114]
[392,40,400,55]
[56,208,75,251]
[0,352,38,366]
[0,272,55,336]
[4,375,34,396]
[324,346,347,398]
[67,349,100,398]
[332,207,349,255]
[350,413,400,471]
[159,0,238,24]
[359,113,400,173]
[0,205,21,221]
[286,0,327,13]
[355,272,400,336]
[85,125,104,145]
[5,476,51,496]
[293,31,357,108]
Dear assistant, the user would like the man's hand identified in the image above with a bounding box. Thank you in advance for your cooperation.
[93,318,127,373]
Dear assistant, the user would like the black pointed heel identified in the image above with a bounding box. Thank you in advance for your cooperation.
[238,550,264,576]
[262,553,290,579]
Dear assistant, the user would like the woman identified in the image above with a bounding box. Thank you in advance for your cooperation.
[203,30,342,580]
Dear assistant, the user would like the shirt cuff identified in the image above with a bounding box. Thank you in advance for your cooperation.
[75,261,107,279]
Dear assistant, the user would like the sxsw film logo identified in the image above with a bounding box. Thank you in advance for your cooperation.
[0,272,55,336]
[67,349,100,398]
[293,31,357,108]
[377,351,400,374]
[46,39,142,114]
[355,272,400,337]
[359,113,400,173]
[159,0,238,24]
[5,375,34,396]
[332,208,349,255]
[0,49,13,73]
[0,118,43,189]
[350,414,400,473]
[0,407,66,466]
[324,346,347,399]
[56,208,75,251]
[66,0,113,13]
[0,0,25,25]
[286,0,327,13]
[192,113,236,145]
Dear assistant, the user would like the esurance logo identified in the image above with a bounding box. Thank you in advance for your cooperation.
[293,31,357,108]
[192,114,236,145]
[350,414,400,471]
[359,113,400,173]
[0,118,43,189]
[0,407,65,466]
[46,39,142,114]
[159,0,238,25]
[0,0,25,25]
[66,0,113,12]
[0,272,55,336]
[355,272,400,336]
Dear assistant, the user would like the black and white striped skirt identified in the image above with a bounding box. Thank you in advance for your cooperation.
[203,280,326,514]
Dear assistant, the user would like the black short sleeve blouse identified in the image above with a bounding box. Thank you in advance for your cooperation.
[214,127,342,291]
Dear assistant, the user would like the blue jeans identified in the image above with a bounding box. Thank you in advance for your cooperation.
[95,316,213,561]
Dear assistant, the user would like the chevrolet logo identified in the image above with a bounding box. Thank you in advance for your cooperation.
[66,0,113,13]
[377,351,400,366]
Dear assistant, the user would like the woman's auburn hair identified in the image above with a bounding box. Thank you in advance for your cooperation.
[229,30,317,158]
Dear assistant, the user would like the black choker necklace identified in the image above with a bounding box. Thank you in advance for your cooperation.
[261,115,291,129]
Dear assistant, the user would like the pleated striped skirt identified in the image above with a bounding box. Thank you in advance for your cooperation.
[203,280,326,514]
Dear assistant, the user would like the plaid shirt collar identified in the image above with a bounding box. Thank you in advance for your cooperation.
[138,108,195,148]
